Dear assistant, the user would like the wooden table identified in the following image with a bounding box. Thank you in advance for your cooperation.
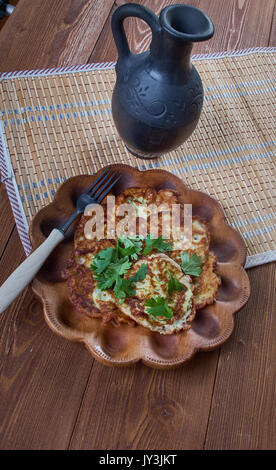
[0,0,275,451]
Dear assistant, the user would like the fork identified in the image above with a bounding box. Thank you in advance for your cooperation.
[0,169,120,314]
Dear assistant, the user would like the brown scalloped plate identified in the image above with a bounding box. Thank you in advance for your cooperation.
[30,164,250,369]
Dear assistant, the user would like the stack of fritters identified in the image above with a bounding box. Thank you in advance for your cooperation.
[63,187,221,334]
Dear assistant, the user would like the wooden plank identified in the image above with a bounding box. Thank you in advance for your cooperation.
[204,263,276,450]
[269,0,276,45]
[69,352,219,450]
[196,0,275,52]
[90,0,275,63]
[0,0,19,31]
[0,0,115,72]
[0,229,94,450]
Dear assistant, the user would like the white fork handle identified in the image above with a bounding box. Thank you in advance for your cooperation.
[0,228,65,314]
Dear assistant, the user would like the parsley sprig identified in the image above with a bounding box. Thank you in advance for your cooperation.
[145,297,173,319]
[90,239,148,303]
[167,271,185,295]
[129,263,148,283]
[118,236,143,260]
[144,272,184,321]
[142,234,173,255]
[180,252,202,277]
[90,246,115,275]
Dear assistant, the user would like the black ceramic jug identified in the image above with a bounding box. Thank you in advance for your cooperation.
[111,3,214,159]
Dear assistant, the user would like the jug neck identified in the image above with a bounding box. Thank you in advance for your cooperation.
[150,29,193,71]
[149,4,214,75]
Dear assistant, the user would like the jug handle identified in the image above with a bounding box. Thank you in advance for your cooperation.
[111,3,161,60]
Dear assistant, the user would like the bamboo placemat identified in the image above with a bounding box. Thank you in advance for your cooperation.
[0,48,275,268]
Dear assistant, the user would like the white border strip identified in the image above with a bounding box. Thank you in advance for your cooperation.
[0,122,32,255]
[191,46,276,61]
[0,47,275,81]
[0,61,116,80]
[244,250,276,269]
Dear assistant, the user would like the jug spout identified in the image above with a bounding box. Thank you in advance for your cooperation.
[148,4,214,74]
[159,4,214,43]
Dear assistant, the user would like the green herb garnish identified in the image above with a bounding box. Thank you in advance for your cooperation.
[94,255,132,291]
[145,296,173,319]
[91,240,147,302]
[142,235,173,255]
[90,246,115,275]
[130,263,148,283]
[113,276,136,303]
[90,234,175,304]
[167,271,185,295]
[118,236,143,260]
[114,263,148,303]
[180,252,202,277]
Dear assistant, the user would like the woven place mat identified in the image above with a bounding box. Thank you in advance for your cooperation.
[0,48,275,268]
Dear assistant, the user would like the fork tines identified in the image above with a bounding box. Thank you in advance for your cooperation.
[86,169,120,203]
[97,173,121,203]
